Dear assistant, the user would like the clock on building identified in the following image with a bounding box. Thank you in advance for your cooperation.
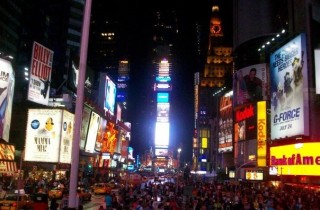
[211,24,222,34]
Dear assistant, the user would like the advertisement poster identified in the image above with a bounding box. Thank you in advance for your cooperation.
[104,75,116,116]
[234,104,257,166]
[80,105,91,150]
[270,34,309,139]
[101,122,118,154]
[0,58,15,142]
[59,110,74,164]
[95,117,107,152]
[218,94,233,152]
[233,63,268,106]
[27,42,53,106]
[25,109,62,162]
[85,111,100,153]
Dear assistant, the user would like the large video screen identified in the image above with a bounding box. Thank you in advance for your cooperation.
[218,93,233,153]
[156,103,169,122]
[154,122,169,148]
[104,75,116,116]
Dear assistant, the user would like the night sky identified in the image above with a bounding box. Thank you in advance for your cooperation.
[99,1,233,163]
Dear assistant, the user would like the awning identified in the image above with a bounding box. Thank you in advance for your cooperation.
[0,161,17,173]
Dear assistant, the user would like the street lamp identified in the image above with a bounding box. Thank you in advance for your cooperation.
[177,148,182,170]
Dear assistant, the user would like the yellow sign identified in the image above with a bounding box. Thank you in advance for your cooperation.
[270,142,320,176]
[257,101,266,166]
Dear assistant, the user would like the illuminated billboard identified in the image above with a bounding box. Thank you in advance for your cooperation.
[154,122,169,148]
[0,58,15,142]
[234,104,257,166]
[80,105,91,150]
[154,83,172,91]
[270,143,320,176]
[67,50,94,96]
[158,59,170,76]
[245,170,263,181]
[218,93,233,153]
[270,33,309,139]
[25,109,65,162]
[157,92,169,103]
[233,63,268,107]
[85,111,100,153]
[257,101,267,167]
[59,110,74,163]
[95,117,107,152]
[157,103,169,122]
[28,42,53,106]
[155,148,168,156]
[104,75,116,116]
[156,76,171,83]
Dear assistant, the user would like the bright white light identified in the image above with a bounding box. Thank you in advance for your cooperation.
[294,143,303,149]
[154,122,170,147]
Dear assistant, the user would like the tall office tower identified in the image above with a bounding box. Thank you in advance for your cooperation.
[193,2,233,174]
[0,0,23,58]
[151,7,178,171]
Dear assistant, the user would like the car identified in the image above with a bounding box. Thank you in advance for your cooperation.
[48,187,64,199]
[77,188,92,201]
[0,193,34,210]
[92,183,111,195]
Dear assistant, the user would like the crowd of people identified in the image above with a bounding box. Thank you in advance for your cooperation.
[99,174,320,210]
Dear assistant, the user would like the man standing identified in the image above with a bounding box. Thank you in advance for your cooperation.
[243,68,263,102]
[105,192,112,210]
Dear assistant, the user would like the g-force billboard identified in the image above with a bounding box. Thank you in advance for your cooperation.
[270,33,309,139]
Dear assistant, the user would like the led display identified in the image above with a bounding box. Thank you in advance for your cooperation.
[157,93,169,103]
[154,122,169,148]
[104,75,117,116]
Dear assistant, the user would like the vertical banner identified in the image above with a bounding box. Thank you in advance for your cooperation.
[257,101,266,167]
[28,42,54,106]
[59,110,74,164]
[270,33,309,139]
[0,58,15,142]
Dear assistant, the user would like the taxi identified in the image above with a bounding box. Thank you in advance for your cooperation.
[0,193,34,210]
[92,183,111,195]
[48,187,64,199]
[77,188,92,201]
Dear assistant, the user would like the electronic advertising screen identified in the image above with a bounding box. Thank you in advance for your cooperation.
[218,93,233,153]
[156,76,171,83]
[233,63,268,107]
[234,104,257,166]
[270,33,309,139]
[156,103,169,122]
[245,170,263,181]
[157,92,169,103]
[155,148,168,156]
[154,83,172,91]
[154,122,169,148]
[104,75,116,116]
